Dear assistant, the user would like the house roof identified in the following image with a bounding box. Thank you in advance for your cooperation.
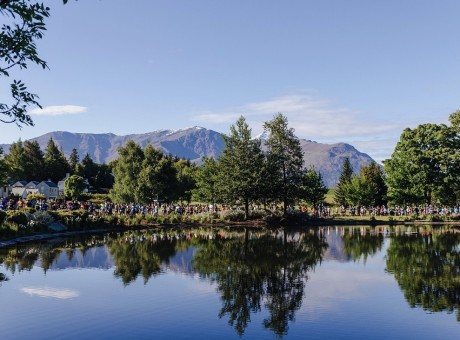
[12,181,28,187]
[26,181,40,188]
[39,181,58,188]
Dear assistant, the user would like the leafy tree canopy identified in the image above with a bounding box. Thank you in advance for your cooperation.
[0,0,69,127]
[64,175,86,200]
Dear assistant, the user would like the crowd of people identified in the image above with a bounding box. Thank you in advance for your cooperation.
[1,196,460,219]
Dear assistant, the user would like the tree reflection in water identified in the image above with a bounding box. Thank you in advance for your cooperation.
[3,227,458,334]
[386,229,460,321]
[193,228,328,336]
[107,233,177,285]
[342,227,384,263]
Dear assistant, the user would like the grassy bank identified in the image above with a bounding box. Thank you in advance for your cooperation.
[2,207,460,242]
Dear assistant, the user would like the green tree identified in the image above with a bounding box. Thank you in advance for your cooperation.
[43,138,69,183]
[263,113,304,215]
[23,140,45,181]
[77,153,114,191]
[110,140,144,203]
[334,157,353,207]
[80,153,97,185]
[0,147,8,186]
[302,167,328,208]
[137,144,177,204]
[384,123,457,205]
[448,109,460,131]
[68,148,79,174]
[3,139,25,181]
[64,175,85,200]
[1,0,71,126]
[217,116,265,219]
[175,159,196,204]
[360,161,387,206]
[345,174,374,206]
[93,163,114,191]
[192,157,220,205]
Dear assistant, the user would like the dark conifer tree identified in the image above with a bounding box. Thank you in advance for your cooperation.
[44,138,69,183]
[23,140,45,181]
[334,157,353,207]
[68,148,80,175]
[263,113,304,215]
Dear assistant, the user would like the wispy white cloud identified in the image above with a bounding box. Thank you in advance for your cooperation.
[192,93,405,160]
[30,105,87,116]
[21,286,79,299]
[192,93,401,139]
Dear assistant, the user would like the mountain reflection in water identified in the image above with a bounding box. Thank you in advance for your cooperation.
[1,225,459,337]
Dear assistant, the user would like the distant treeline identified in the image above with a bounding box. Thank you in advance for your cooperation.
[2,110,460,212]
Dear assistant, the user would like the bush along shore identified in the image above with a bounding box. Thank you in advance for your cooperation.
[2,207,460,245]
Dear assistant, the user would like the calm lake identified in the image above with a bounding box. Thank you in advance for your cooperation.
[1,225,459,339]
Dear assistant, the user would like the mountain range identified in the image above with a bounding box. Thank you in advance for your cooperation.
[1,126,374,187]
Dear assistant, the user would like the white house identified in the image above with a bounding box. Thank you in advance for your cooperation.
[24,181,40,196]
[11,181,28,198]
[37,181,59,199]
[57,173,70,197]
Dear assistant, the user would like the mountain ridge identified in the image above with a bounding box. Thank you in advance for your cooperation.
[0,126,374,187]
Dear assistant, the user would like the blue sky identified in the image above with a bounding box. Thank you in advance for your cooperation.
[1,0,459,162]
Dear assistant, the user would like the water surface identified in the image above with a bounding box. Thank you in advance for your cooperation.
[1,226,459,339]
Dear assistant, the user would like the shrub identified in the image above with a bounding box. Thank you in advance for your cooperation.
[6,211,28,226]
[169,213,182,224]
[118,216,126,226]
[0,223,17,239]
[31,211,55,227]
[26,193,45,201]
[221,210,246,222]
[106,215,118,226]
[428,214,443,222]
[250,209,271,219]
[0,210,6,226]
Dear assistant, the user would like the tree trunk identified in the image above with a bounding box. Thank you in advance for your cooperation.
[245,198,249,220]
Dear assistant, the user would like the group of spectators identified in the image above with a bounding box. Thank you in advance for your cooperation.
[2,196,460,219]
[0,197,224,217]
[335,204,460,217]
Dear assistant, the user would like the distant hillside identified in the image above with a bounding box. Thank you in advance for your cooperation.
[1,127,224,164]
[0,127,374,187]
[299,140,373,188]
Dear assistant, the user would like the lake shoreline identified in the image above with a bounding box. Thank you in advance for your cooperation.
[2,217,460,248]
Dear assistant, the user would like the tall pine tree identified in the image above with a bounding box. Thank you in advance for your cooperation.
[4,139,25,181]
[360,161,387,206]
[68,148,80,175]
[302,167,328,208]
[217,116,265,219]
[192,157,220,205]
[44,138,69,183]
[23,140,45,181]
[334,157,353,207]
[263,113,304,215]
